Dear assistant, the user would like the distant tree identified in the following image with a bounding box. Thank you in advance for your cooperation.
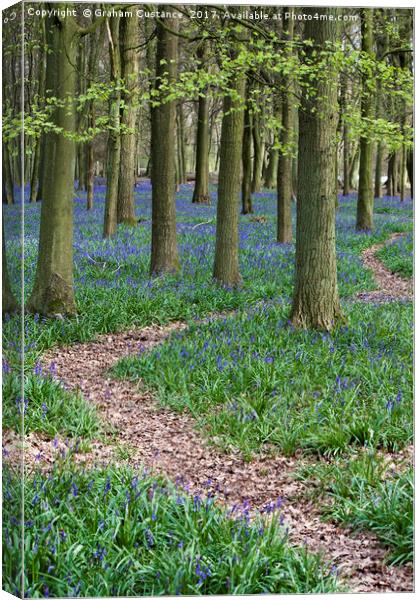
[356,9,375,230]
[251,100,264,193]
[30,18,46,204]
[277,9,294,243]
[241,83,253,214]
[192,40,210,204]
[117,13,139,225]
[150,16,180,275]
[2,145,14,205]
[103,15,121,238]
[86,18,105,210]
[291,9,343,330]
[213,64,246,286]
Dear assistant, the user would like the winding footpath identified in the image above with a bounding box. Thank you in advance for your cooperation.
[4,233,413,593]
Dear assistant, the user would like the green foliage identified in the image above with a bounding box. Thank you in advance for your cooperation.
[2,465,340,597]
[296,453,413,565]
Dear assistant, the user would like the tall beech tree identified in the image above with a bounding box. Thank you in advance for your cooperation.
[356,9,375,230]
[150,16,179,275]
[192,41,210,204]
[241,84,253,214]
[28,5,102,316]
[277,10,294,243]
[103,15,121,238]
[117,12,139,225]
[213,65,246,286]
[86,19,105,210]
[251,108,264,193]
[291,9,343,330]
[30,18,46,204]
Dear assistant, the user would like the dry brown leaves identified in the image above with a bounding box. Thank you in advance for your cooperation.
[356,233,413,303]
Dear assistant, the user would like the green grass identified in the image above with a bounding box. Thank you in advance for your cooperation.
[2,370,101,440]
[296,452,413,565]
[112,301,413,459]
[2,465,340,597]
[376,233,413,278]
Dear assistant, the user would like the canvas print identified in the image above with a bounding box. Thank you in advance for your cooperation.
[1,1,414,596]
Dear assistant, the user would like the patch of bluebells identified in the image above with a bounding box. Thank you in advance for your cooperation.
[114,299,413,455]
[2,464,339,596]
[3,182,412,371]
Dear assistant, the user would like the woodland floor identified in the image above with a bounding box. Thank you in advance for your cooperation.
[3,230,414,593]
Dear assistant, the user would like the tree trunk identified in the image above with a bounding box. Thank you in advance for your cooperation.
[349,144,359,190]
[251,112,264,193]
[192,42,210,204]
[28,8,79,316]
[2,220,18,314]
[213,70,246,286]
[264,143,278,189]
[400,145,406,201]
[241,88,253,214]
[341,70,350,196]
[150,16,179,275]
[103,16,121,238]
[36,135,47,202]
[176,103,187,184]
[291,9,343,331]
[406,148,413,198]
[2,143,14,205]
[343,125,350,195]
[374,142,383,199]
[30,18,46,204]
[356,9,374,230]
[277,12,294,243]
[86,22,104,210]
[117,12,139,225]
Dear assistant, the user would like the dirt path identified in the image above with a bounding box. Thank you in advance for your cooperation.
[4,234,413,592]
[356,232,413,303]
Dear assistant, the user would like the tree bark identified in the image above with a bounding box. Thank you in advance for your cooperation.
[277,11,294,243]
[28,7,79,316]
[356,9,375,230]
[150,16,179,275]
[176,103,187,186]
[117,12,139,225]
[2,143,14,205]
[192,42,210,204]
[241,89,253,214]
[291,9,343,331]
[213,70,246,286]
[264,143,278,189]
[251,111,264,193]
[86,20,105,210]
[406,148,413,199]
[103,16,121,238]
[30,18,46,204]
